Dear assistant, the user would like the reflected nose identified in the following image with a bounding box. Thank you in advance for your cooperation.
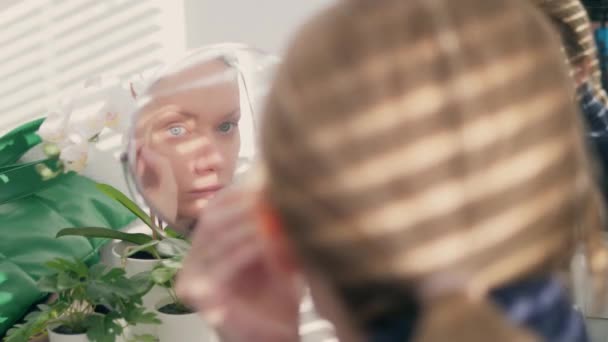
[192,137,223,175]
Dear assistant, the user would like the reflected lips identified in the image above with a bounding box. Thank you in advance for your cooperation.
[188,185,223,199]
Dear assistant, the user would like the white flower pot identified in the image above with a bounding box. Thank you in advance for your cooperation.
[48,328,88,342]
[47,327,129,342]
[112,242,165,337]
[111,242,166,308]
[155,298,218,342]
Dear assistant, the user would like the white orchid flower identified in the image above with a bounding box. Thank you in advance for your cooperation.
[65,103,107,141]
[38,73,149,174]
[83,75,137,134]
[59,133,90,173]
[37,95,75,144]
[37,109,70,144]
[103,86,137,133]
[67,75,124,140]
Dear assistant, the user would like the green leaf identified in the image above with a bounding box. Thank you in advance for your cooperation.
[37,275,59,293]
[101,267,127,281]
[156,238,190,258]
[57,227,154,245]
[56,271,80,290]
[87,276,138,303]
[133,311,161,325]
[95,183,155,227]
[129,271,154,295]
[44,258,88,278]
[165,227,186,239]
[124,240,159,258]
[44,258,72,272]
[88,263,109,280]
[5,308,54,342]
[122,306,160,326]
[151,267,176,286]
[36,304,51,312]
[4,326,30,342]
[86,314,123,342]
[159,258,182,269]
[72,258,89,278]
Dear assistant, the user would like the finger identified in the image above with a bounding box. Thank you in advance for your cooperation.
[179,228,260,297]
[180,238,263,306]
[175,266,212,310]
[200,199,256,237]
[189,221,261,283]
[202,277,301,341]
[209,297,298,341]
[211,181,261,209]
[203,222,259,269]
[209,239,264,288]
[189,196,256,250]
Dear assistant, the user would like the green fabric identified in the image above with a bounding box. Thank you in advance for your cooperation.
[0,118,44,166]
[0,119,136,335]
[0,259,41,330]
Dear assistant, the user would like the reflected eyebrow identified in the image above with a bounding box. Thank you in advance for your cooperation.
[164,110,196,120]
[150,110,194,129]
[222,109,241,121]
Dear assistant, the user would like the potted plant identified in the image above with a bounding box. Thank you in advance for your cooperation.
[55,183,188,308]
[57,183,175,258]
[4,257,159,342]
[147,255,218,342]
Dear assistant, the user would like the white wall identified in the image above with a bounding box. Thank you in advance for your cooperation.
[183,0,334,55]
[1,0,334,195]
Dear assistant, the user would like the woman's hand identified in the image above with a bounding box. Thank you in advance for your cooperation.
[176,184,301,342]
[136,145,178,223]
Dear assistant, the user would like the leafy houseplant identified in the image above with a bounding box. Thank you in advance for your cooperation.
[54,182,191,338]
[141,246,218,342]
[4,258,159,342]
[149,255,191,315]
[53,182,191,338]
[56,183,186,262]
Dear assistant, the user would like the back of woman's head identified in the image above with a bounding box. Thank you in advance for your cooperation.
[261,0,605,340]
[532,0,608,102]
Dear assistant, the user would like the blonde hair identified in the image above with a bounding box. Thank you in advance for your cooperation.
[532,0,608,102]
[261,0,607,340]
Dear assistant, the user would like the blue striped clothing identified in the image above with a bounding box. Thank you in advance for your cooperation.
[579,82,608,136]
[370,277,588,342]
[578,82,608,200]
[492,277,588,342]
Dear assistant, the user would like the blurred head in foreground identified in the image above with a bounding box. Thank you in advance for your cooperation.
[258,0,607,341]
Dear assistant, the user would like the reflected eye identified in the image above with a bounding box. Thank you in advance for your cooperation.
[217,122,237,134]
[167,125,187,137]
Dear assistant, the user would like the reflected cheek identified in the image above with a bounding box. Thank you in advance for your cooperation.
[218,138,241,179]
[148,131,167,147]
[167,155,194,190]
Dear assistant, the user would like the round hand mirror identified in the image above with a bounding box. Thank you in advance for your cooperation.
[123,43,278,233]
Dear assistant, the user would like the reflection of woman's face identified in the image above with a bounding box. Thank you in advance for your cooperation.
[139,60,241,220]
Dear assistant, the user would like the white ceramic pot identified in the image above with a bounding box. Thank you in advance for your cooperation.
[112,242,165,337]
[155,298,218,342]
[47,328,88,342]
[47,326,129,342]
[111,241,160,275]
[111,242,166,308]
